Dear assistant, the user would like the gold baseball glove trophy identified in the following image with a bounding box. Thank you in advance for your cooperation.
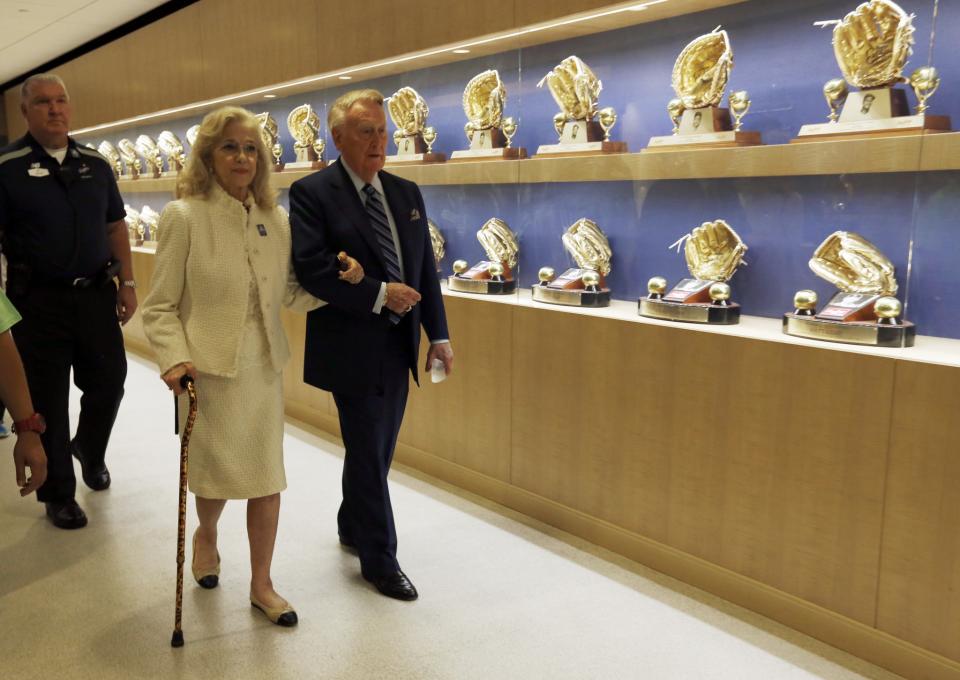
[124,204,143,246]
[385,87,446,165]
[447,218,519,295]
[795,0,950,140]
[117,138,142,180]
[135,135,164,179]
[139,205,161,248]
[535,56,626,157]
[428,219,445,273]
[255,112,284,171]
[532,218,612,307]
[185,125,200,153]
[783,231,915,347]
[286,104,326,170]
[639,219,746,324]
[450,70,527,161]
[157,131,186,175]
[647,28,761,150]
[97,141,123,180]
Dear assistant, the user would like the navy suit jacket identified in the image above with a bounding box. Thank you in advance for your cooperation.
[289,160,449,395]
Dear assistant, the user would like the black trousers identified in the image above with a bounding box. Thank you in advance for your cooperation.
[9,282,126,503]
[333,335,410,578]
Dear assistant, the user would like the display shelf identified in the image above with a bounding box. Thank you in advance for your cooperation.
[919,130,960,171]
[440,282,960,368]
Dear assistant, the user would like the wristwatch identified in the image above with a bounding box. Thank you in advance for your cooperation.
[12,413,46,435]
[121,280,137,289]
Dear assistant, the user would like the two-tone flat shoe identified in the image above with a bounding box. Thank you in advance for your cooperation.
[191,530,221,589]
[250,594,298,627]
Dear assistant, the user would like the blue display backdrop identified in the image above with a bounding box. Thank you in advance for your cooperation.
[80,0,960,339]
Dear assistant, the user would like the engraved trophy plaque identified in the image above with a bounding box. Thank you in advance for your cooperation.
[532,218,612,307]
[117,138,142,180]
[535,56,627,157]
[450,70,527,161]
[428,219,445,274]
[794,0,950,140]
[255,112,284,171]
[157,131,186,176]
[646,28,761,150]
[124,204,142,246]
[139,205,161,248]
[286,104,326,170]
[638,219,747,324]
[782,231,915,347]
[384,87,446,164]
[447,218,518,294]
[98,141,122,179]
[134,135,164,178]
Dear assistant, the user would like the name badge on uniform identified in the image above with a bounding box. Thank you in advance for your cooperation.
[256,224,267,237]
[28,162,49,177]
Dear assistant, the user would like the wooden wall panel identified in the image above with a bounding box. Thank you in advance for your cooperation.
[509,308,892,625]
[62,41,132,131]
[3,86,21,140]
[316,0,514,74]
[199,0,319,99]
[281,310,336,419]
[877,361,960,663]
[400,296,513,482]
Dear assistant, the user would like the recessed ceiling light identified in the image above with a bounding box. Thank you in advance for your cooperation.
[338,75,352,80]
[452,48,470,54]
[263,94,277,99]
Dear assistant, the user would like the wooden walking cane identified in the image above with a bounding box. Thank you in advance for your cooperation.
[171,375,197,648]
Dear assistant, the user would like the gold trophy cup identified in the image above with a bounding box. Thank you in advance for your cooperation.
[286,104,326,170]
[117,138,142,180]
[450,70,527,161]
[647,28,761,150]
[638,219,747,324]
[255,112,284,171]
[385,87,446,165]
[532,218,612,307]
[535,56,626,157]
[447,218,519,294]
[782,231,915,347]
[795,0,950,140]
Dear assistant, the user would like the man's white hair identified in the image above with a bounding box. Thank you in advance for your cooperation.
[20,73,69,103]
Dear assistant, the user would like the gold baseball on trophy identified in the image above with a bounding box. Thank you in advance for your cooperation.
[648,276,668,296]
[909,66,940,114]
[709,282,731,302]
[501,117,518,149]
[823,78,848,123]
[598,107,617,142]
[538,266,556,284]
[488,262,505,278]
[422,126,438,154]
[729,90,750,132]
[552,112,566,140]
[453,259,469,275]
[874,296,902,320]
[667,98,684,135]
[794,289,818,311]
[581,270,601,288]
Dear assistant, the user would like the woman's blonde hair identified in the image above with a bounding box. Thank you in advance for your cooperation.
[176,105,276,208]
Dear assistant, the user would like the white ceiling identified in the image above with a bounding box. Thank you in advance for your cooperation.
[0,0,169,85]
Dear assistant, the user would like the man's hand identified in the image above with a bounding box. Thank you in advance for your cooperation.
[161,362,198,395]
[13,431,47,497]
[425,342,454,377]
[385,282,421,314]
[117,285,138,325]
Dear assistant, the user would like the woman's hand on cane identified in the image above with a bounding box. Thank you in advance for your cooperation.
[337,252,364,284]
[162,362,198,395]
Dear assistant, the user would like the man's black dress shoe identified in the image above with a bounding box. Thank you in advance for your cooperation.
[71,442,110,491]
[364,570,419,601]
[45,500,88,529]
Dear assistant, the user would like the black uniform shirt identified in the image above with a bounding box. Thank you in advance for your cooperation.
[0,132,125,280]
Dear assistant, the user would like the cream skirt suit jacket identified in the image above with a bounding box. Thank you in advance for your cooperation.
[143,184,323,499]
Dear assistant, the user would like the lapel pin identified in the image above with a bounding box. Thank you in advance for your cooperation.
[410,208,421,221]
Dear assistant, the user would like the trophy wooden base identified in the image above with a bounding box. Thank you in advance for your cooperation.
[782,314,916,347]
[272,163,285,173]
[284,160,326,170]
[644,130,761,151]
[534,140,627,158]
[448,147,527,162]
[384,153,446,165]
[142,240,158,250]
[792,114,951,142]
[532,284,610,307]
[447,275,516,294]
[638,297,740,324]
[120,173,140,181]
[160,170,179,178]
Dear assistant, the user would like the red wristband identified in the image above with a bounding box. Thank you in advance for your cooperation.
[12,413,46,435]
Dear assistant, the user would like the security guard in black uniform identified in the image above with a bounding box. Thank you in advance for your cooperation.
[0,74,137,529]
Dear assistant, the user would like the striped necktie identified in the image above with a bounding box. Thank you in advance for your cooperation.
[363,183,402,323]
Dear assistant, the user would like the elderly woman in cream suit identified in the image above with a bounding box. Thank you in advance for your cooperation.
[143,106,362,627]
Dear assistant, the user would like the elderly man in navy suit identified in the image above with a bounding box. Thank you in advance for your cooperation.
[290,89,454,600]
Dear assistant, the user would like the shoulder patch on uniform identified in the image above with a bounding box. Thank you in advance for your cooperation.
[0,146,32,167]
